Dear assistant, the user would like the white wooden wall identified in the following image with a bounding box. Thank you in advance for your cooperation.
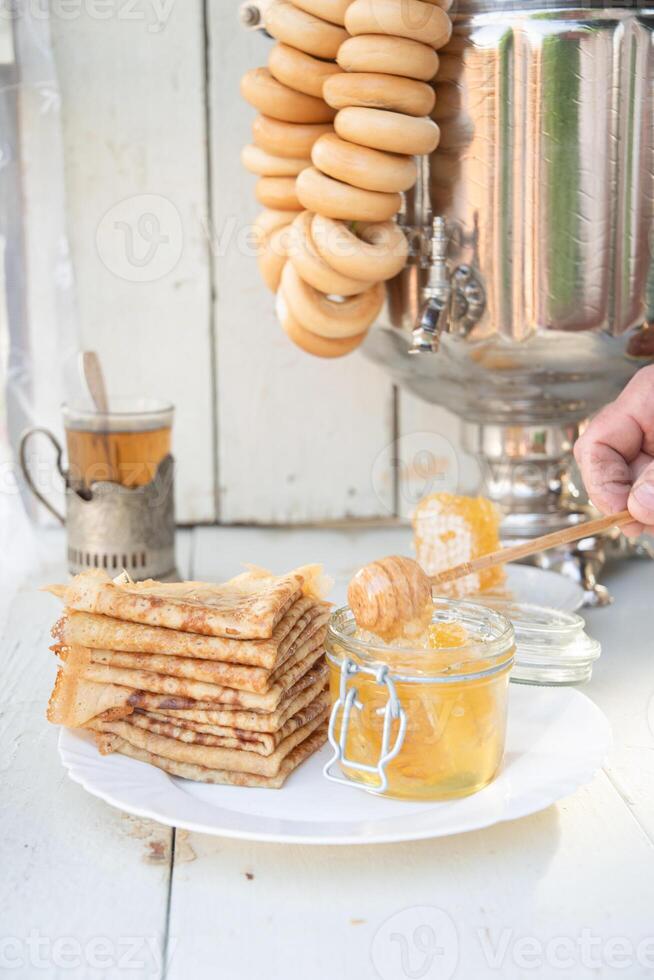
[51,4,215,523]
[48,1,473,525]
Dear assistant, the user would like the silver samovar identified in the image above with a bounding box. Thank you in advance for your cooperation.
[241,0,654,600]
[363,0,654,601]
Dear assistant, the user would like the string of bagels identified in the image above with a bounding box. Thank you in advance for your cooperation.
[241,0,453,358]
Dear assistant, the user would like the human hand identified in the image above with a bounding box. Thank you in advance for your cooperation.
[573,364,654,536]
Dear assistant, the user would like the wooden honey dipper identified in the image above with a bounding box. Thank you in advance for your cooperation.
[348,509,633,636]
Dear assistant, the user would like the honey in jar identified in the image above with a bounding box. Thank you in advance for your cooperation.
[326,599,515,801]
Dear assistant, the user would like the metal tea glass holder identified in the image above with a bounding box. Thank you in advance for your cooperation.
[19,429,176,580]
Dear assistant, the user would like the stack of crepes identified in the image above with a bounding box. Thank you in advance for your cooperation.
[46,565,333,789]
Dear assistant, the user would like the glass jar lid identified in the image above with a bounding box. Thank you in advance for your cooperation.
[474,600,601,685]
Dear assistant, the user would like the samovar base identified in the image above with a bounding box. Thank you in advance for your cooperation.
[462,421,624,607]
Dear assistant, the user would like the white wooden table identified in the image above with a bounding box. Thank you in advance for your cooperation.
[3,526,654,980]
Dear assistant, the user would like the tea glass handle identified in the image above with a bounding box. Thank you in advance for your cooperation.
[18,428,66,525]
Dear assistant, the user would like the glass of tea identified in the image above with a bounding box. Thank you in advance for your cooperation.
[63,398,174,492]
[19,397,176,578]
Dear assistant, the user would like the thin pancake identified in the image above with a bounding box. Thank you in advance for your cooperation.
[140,664,328,732]
[87,706,329,777]
[47,670,139,727]
[46,564,330,639]
[130,690,329,756]
[68,642,325,711]
[71,614,328,693]
[100,725,328,788]
[52,596,331,669]
[49,659,328,731]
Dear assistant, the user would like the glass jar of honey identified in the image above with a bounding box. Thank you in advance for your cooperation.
[325,599,515,801]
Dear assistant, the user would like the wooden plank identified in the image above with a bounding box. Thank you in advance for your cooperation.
[396,391,481,519]
[50,6,215,523]
[585,560,654,844]
[0,529,190,978]
[206,6,395,523]
[165,772,654,980]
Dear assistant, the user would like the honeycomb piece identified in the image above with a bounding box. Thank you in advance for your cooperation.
[412,493,505,598]
[428,622,469,649]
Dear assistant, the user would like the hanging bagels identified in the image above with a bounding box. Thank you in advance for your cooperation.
[268,42,340,98]
[287,211,375,296]
[252,115,334,158]
[253,208,300,245]
[311,133,417,193]
[259,224,291,292]
[241,67,335,123]
[280,263,385,339]
[296,167,402,221]
[311,214,409,281]
[323,72,436,116]
[255,176,302,210]
[344,0,452,46]
[265,1,348,58]
[279,305,368,358]
[337,35,439,81]
[334,106,440,155]
[241,0,453,357]
[241,144,310,177]
[290,0,351,25]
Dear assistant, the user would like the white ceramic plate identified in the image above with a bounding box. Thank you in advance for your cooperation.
[59,686,609,845]
[499,564,585,611]
[331,563,584,612]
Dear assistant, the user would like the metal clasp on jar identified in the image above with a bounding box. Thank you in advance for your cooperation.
[323,656,408,795]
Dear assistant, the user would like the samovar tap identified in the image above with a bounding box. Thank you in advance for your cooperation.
[409,217,451,354]
[409,215,486,353]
